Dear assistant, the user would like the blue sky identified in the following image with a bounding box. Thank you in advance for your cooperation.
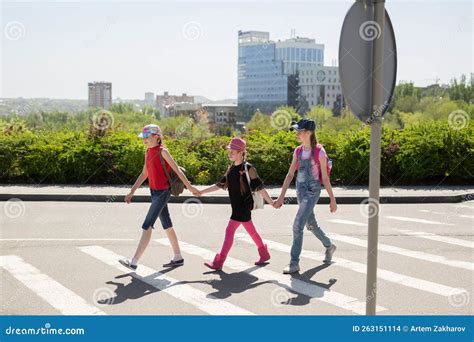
[1,0,472,100]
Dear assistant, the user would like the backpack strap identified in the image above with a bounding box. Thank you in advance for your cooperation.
[314,143,323,165]
[159,147,173,186]
[243,162,252,193]
[295,145,303,170]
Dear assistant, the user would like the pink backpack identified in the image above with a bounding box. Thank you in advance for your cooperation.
[295,144,333,183]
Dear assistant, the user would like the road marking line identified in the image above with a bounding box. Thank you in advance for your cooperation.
[459,215,474,219]
[418,210,444,215]
[327,234,473,271]
[78,245,253,315]
[326,219,473,249]
[235,233,466,297]
[454,204,474,210]
[327,219,366,227]
[155,239,386,315]
[0,239,134,241]
[396,229,474,249]
[0,255,105,315]
[385,216,454,225]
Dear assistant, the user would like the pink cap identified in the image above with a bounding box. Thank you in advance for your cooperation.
[226,137,247,152]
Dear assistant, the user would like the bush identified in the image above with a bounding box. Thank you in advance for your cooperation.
[0,121,472,185]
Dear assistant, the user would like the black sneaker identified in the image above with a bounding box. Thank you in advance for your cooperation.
[119,259,137,271]
[163,259,184,268]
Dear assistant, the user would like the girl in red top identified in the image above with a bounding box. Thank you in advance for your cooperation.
[120,124,200,270]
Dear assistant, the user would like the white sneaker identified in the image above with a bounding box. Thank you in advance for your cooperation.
[324,244,337,263]
[283,263,300,274]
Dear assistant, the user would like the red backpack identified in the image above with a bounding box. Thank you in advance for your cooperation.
[295,143,333,183]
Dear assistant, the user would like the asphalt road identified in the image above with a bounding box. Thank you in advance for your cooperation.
[1,200,473,315]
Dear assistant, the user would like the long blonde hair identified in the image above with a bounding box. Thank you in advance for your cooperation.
[224,150,249,196]
[309,130,318,151]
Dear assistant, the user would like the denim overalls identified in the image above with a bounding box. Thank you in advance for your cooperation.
[290,152,332,266]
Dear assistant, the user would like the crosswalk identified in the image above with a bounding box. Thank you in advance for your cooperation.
[1,206,472,316]
[155,238,384,314]
[0,255,105,315]
[234,233,468,297]
[78,245,253,315]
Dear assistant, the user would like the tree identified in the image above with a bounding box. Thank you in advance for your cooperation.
[287,71,308,115]
[142,105,161,120]
[306,106,333,129]
[245,110,272,134]
[109,103,136,114]
[448,74,473,103]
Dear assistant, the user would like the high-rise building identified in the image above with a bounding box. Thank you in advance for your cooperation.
[275,37,324,75]
[237,30,342,122]
[299,65,343,112]
[88,82,112,109]
[144,92,155,104]
[237,31,287,123]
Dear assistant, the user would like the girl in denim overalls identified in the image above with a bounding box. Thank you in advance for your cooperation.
[274,119,338,274]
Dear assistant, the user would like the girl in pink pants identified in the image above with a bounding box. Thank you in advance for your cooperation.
[199,137,275,270]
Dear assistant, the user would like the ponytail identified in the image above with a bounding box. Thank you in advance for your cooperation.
[309,131,318,151]
[223,150,250,196]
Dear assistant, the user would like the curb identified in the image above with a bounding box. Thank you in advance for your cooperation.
[0,193,473,204]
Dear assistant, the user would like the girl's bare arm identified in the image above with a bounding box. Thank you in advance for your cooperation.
[200,184,221,195]
[161,148,194,190]
[276,154,297,205]
[125,163,147,203]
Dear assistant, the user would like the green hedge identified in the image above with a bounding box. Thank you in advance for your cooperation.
[1,122,472,185]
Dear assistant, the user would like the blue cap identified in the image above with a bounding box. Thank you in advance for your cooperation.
[290,119,316,131]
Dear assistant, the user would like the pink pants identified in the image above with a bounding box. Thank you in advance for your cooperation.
[219,219,264,258]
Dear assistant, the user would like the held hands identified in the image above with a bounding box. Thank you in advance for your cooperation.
[272,197,284,209]
[188,186,202,197]
[124,191,134,204]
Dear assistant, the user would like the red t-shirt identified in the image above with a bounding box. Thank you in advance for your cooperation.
[146,145,171,190]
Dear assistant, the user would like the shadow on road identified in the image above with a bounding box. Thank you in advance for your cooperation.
[96,263,337,307]
[96,267,176,305]
[170,266,273,299]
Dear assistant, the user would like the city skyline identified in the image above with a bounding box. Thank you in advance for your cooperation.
[1,0,472,100]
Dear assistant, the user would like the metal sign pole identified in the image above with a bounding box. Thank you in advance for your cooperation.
[366,0,385,316]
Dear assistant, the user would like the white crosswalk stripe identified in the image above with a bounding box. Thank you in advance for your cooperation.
[327,218,473,249]
[0,255,105,315]
[396,229,474,249]
[327,219,366,227]
[327,233,473,271]
[155,238,386,315]
[78,245,254,315]
[235,233,467,298]
[454,204,474,210]
[385,215,454,225]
